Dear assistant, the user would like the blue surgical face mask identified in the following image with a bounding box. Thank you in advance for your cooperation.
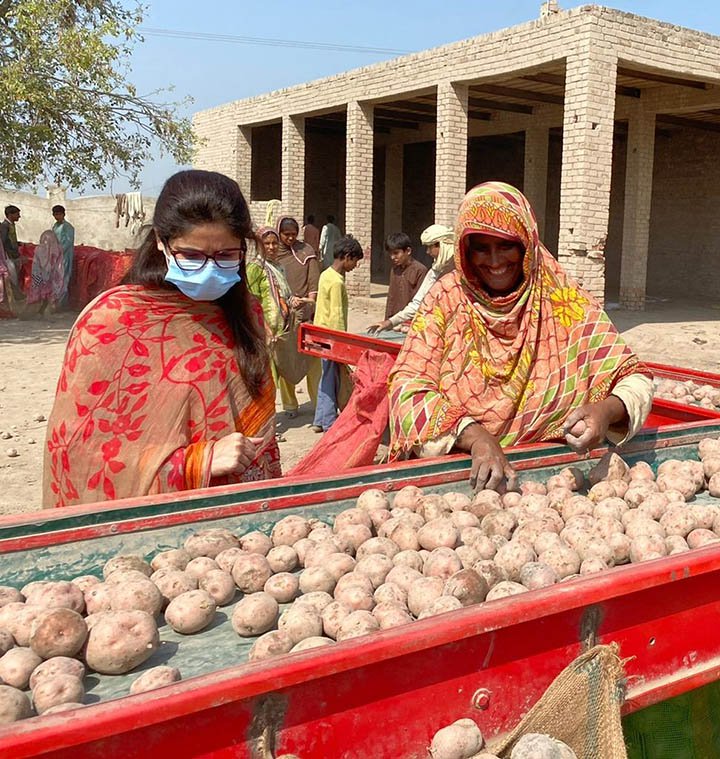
[163,249,241,301]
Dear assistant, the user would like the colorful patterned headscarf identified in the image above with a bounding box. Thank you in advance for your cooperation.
[389,182,649,453]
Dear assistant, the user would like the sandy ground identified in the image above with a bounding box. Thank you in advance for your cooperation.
[1,291,719,517]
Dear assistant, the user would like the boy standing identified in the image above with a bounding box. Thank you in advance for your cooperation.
[52,205,75,307]
[311,235,364,433]
[384,232,427,321]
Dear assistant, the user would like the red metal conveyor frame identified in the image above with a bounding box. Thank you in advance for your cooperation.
[2,423,720,757]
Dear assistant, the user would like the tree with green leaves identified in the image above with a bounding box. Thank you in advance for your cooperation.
[0,0,195,190]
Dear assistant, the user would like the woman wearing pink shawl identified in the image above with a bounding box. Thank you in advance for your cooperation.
[26,229,64,316]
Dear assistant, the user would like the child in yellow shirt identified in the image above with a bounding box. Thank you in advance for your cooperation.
[311,235,364,432]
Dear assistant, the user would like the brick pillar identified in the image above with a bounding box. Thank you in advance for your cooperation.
[435,81,468,227]
[384,143,403,238]
[558,47,618,303]
[236,126,252,199]
[523,124,549,238]
[619,107,656,311]
[345,100,374,297]
[281,115,305,222]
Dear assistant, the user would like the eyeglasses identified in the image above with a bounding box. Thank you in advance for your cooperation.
[166,243,246,272]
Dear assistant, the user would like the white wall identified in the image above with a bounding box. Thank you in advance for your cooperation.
[0,189,157,250]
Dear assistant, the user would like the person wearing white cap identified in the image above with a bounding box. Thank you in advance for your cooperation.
[368,224,455,333]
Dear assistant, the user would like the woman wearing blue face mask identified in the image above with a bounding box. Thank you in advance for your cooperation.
[43,170,281,508]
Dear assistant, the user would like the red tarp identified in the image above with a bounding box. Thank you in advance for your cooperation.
[18,243,135,311]
[287,350,396,477]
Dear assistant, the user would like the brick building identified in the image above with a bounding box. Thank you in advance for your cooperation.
[193,5,720,308]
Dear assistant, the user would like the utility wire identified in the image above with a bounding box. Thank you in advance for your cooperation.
[138,27,413,56]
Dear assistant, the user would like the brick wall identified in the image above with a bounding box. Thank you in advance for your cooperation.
[435,82,469,228]
[647,127,720,299]
[402,141,435,270]
[371,146,387,282]
[194,9,720,133]
[344,101,374,296]
[251,124,281,201]
[604,131,628,299]
[193,6,720,307]
[304,130,346,230]
[467,134,525,193]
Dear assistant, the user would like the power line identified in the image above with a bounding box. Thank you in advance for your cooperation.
[138,27,413,56]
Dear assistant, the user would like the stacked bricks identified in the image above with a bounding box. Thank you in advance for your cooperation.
[236,127,252,203]
[435,82,469,228]
[281,115,306,223]
[345,101,374,297]
[523,125,550,238]
[619,104,656,310]
[557,42,618,303]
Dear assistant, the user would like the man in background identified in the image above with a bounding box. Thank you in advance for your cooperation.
[319,214,342,270]
[52,205,75,307]
[0,205,23,296]
[301,214,320,254]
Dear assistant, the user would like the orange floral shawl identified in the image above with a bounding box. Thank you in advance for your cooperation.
[389,182,649,454]
[44,285,280,507]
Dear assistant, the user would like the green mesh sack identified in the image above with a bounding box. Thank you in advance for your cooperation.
[624,680,720,759]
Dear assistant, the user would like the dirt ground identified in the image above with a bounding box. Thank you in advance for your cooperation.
[1,291,719,517]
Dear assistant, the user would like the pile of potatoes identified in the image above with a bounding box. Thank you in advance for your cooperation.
[428,718,577,759]
[232,441,720,661]
[655,378,720,411]
[3,439,720,726]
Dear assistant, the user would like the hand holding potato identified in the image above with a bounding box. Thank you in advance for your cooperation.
[456,423,517,492]
[211,433,265,477]
[563,396,627,453]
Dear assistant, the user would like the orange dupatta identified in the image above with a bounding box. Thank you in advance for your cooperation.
[389,182,649,455]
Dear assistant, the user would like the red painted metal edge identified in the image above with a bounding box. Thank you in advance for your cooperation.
[4,543,720,757]
[3,420,719,555]
[648,361,720,386]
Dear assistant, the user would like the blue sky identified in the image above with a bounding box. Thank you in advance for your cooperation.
[120,0,720,196]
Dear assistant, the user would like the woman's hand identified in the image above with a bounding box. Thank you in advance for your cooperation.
[456,423,517,492]
[211,433,265,477]
[563,396,627,453]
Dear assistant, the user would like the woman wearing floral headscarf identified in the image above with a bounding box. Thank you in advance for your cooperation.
[247,226,308,413]
[389,182,653,491]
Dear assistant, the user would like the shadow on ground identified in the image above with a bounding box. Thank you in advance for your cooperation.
[0,312,77,346]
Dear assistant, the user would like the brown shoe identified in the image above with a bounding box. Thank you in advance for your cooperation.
[310,425,323,433]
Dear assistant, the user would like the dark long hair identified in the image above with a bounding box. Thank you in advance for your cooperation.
[123,170,268,398]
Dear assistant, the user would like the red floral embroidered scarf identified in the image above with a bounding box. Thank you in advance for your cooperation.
[44,285,280,507]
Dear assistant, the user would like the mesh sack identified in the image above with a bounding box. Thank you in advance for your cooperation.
[490,644,628,759]
[624,680,720,759]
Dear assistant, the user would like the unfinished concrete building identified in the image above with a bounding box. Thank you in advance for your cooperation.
[193,5,720,308]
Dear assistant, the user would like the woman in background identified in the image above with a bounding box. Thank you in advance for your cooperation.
[275,216,321,418]
[26,230,64,317]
